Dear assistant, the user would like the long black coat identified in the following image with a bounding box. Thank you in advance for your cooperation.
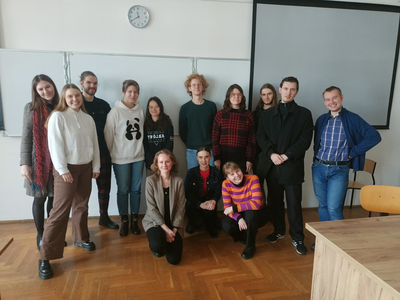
[256,101,313,185]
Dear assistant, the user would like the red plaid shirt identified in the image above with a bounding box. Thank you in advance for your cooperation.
[212,109,256,162]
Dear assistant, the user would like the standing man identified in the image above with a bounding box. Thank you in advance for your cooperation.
[312,86,381,223]
[179,73,217,169]
[80,71,119,230]
[257,76,313,255]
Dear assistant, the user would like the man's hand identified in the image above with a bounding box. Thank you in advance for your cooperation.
[271,153,284,165]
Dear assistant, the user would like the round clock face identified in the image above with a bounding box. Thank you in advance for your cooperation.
[128,5,150,28]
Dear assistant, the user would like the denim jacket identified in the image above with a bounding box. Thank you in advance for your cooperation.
[184,166,222,208]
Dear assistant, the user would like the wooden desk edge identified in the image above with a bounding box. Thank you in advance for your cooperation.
[306,222,400,298]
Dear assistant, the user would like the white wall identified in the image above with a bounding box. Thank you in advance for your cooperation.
[0,0,398,221]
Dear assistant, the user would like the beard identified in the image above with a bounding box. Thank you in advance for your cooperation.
[83,87,96,96]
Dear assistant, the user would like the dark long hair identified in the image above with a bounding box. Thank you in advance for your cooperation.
[31,74,60,123]
[222,84,246,112]
[144,96,172,131]
[257,83,278,109]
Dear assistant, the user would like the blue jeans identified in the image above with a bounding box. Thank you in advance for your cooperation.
[113,161,144,215]
[186,148,214,170]
[312,160,350,222]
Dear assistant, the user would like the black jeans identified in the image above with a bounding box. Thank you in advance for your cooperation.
[266,166,304,241]
[222,207,268,248]
[185,202,220,232]
[146,226,183,265]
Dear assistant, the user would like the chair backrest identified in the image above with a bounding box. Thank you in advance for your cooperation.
[363,158,376,175]
[360,185,400,214]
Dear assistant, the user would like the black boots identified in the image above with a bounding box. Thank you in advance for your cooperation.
[99,213,119,229]
[120,215,129,237]
[38,260,53,280]
[36,233,42,251]
[131,214,141,235]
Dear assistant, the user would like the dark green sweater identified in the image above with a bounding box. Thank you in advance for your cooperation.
[179,99,217,149]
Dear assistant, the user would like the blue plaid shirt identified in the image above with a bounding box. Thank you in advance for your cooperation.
[316,114,349,162]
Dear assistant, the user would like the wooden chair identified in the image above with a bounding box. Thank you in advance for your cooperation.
[345,158,376,208]
[360,185,400,215]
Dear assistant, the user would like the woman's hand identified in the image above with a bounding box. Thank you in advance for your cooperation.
[21,165,32,181]
[238,218,247,231]
[62,172,73,183]
[224,206,233,215]
[214,160,221,170]
[246,161,253,173]
[92,172,100,179]
[161,224,175,243]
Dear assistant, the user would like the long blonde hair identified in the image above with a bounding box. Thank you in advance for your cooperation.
[45,84,87,128]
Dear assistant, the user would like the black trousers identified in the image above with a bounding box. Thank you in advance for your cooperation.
[222,208,268,248]
[266,166,304,241]
[146,226,183,265]
[185,202,220,232]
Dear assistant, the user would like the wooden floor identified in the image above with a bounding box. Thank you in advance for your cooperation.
[0,207,373,300]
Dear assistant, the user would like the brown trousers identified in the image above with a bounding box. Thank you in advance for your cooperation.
[40,163,92,260]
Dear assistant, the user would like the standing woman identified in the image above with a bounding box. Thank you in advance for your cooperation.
[104,80,145,237]
[143,96,174,174]
[142,150,185,265]
[39,84,100,280]
[20,74,59,251]
[212,84,256,174]
[184,146,221,237]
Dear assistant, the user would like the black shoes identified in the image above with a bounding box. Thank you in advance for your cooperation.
[266,232,285,243]
[120,215,129,237]
[99,213,119,230]
[74,241,96,251]
[152,251,164,258]
[36,233,42,251]
[185,223,195,234]
[131,214,141,235]
[241,246,256,260]
[38,260,53,280]
[292,240,307,255]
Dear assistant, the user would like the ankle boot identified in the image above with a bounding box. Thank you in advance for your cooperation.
[36,233,43,251]
[131,214,141,235]
[119,215,129,237]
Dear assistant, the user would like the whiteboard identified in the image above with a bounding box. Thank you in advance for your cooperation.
[0,50,65,136]
[197,58,251,111]
[69,53,192,133]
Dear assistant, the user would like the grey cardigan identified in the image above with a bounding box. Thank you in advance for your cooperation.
[142,174,185,237]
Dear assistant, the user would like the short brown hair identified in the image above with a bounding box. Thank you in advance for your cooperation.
[153,149,179,177]
[222,161,241,177]
[122,79,140,93]
[184,73,209,96]
[323,86,342,97]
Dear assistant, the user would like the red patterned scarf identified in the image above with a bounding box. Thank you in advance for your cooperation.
[32,104,53,191]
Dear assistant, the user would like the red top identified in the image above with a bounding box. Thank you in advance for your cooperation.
[200,169,210,197]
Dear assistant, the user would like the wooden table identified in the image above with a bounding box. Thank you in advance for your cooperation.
[306,216,400,300]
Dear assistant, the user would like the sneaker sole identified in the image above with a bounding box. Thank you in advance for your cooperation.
[266,235,285,244]
[295,249,307,255]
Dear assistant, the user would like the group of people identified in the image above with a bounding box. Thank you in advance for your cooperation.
[20,72,381,280]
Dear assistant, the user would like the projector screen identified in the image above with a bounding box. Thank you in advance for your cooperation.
[250,0,400,129]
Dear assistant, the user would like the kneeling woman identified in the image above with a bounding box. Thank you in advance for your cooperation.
[39,84,100,279]
[221,162,268,260]
[142,150,185,265]
[184,146,221,237]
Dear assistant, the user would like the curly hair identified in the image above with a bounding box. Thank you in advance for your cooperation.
[256,83,278,109]
[222,84,246,112]
[153,149,179,177]
[184,73,209,96]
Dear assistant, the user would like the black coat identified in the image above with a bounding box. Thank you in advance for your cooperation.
[256,101,313,185]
